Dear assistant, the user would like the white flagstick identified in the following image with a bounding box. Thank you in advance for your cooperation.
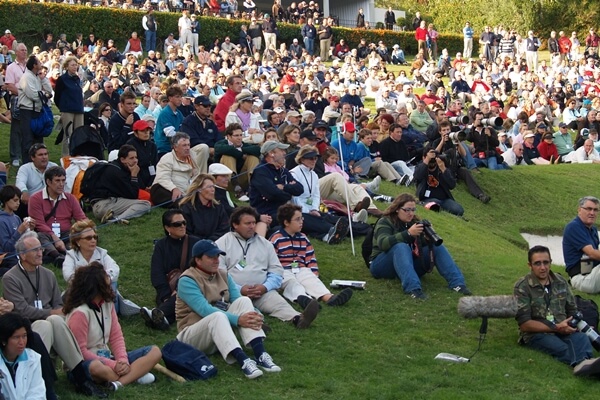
[336,122,355,256]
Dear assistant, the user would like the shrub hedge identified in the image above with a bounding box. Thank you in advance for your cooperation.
[0,0,464,57]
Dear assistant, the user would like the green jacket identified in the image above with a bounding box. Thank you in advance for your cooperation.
[514,270,577,344]
[371,216,425,261]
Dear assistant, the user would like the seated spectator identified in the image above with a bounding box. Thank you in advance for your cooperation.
[208,163,236,217]
[226,90,263,141]
[537,132,561,163]
[0,313,45,400]
[175,239,281,379]
[126,120,158,190]
[28,167,86,268]
[107,91,140,152]
[214,123,260,192]
[567,139,600,164]
[522,131,551,165]
[356,129,403,184]
[180,95,218,173]
[155,85,185,158]
[409,100,434,133]
[502,142,528,166]
[15,144,58,218]
[151,133,199,207]
[64,262,162,391]
[150,210,201,326]
[331,121,372,177]
[0,185,35,274]
[180,174,229,240]
[269,203,353,308]
[88,145,151,224]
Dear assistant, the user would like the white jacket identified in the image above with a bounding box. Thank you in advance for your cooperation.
[63,247,120,283]
[0,348,45,400]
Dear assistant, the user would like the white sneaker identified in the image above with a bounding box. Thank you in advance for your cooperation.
[136,372,155,384]
[11,160,20,168]
[238,195,250,202]
[352,209,368,223]
[364,175,381,193]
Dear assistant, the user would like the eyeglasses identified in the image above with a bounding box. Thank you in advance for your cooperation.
[292,216,304,222]
[80,234,98,241]
[103,108,111,112]
[169,220,187,227]
[531,260,551,267]
[581,207,600,212]
[399,207,416,213]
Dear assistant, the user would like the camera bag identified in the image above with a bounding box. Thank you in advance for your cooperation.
[575,295,599,329]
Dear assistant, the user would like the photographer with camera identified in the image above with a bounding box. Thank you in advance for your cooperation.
[514,245,600,376]
[414,146,464,216]
[466,111,509,170]
[369,193,470,300]
[432,121,491,203]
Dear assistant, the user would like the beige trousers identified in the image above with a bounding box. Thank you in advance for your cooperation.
[32,315,84,370]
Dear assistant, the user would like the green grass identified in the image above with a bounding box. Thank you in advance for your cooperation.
[1,82,598,398]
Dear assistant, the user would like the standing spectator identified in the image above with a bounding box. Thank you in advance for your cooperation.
[585,28,599,57]
[248,17,262,52]
[427,23,438,61]
[5,43,28,167]
[0,29,16,50]
[301,18,317,56]
[411,11,422,30]
[190,14,199,56]
[356,8,365,28]
[178,11,193,49]
[558,31,572,62]
[384,7,395,30]
[262,14,277,52]
[525,30,541,72]
[548,31,559,65]
[415,21,428,56]
[463,21,473,58]
[317,18,332,61]
[479,26,494,61]
[40,33,55,52]
[18,56,48,164]
[142,8,157,52]
[54,56,84,157]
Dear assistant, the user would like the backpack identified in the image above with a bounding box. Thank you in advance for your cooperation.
[161,340,217,381]
[79,161,114,200]
[575,295,599,329]
[361,218,381,268]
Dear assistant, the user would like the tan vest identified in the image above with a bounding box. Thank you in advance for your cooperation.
[175,267,230,332]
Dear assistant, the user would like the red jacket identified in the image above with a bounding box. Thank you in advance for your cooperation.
[415,27,428,42]
[537,140,559,161]
[213,89,237,132]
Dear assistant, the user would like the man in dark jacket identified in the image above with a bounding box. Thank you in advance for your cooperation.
[90,144,151,224]
[214,123,260,190]
[126,120,158,189]
[414,146,464,216]
[107,91,140,152]
[249,141,303,221]
[180,95,219,169]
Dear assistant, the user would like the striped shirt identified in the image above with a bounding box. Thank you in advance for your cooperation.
[269,229,319,274]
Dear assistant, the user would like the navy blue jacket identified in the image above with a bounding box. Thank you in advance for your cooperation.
[250,160,303,218]
[180,113,222,148]
[54,72,84,113]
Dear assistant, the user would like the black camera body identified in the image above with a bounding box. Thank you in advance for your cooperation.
[569,311,600,351]
[420,219,443,246]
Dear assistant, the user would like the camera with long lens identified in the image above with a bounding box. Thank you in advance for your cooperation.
[449,131,466,143]
[568,311,600,351]
[448,116,469,125]
[419,219,443,246]
[481,117,503,127]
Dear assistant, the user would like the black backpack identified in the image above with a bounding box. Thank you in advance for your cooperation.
[79,161,114,200]
[575,295,599,329]
[361,218,381,268]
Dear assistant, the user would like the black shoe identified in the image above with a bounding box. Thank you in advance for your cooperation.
[295,299,319,329]
[326,217,349,245]
[76,380,108,398]
[327,288,353,306]
[451,285,472,295]
[151,308,170,331]
[408,289,427,300]
[477,193,491,204]
[296,295,313,309]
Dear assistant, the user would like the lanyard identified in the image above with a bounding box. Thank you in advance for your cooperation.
[18,262,40,301]
[299,167,313,196]
[92,305,106,345]
[235,236,251,261]
[543,283,552,311]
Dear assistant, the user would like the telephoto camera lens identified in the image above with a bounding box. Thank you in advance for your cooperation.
[419,219,443,246]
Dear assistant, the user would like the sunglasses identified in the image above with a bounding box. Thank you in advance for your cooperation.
[169,220,187,227]
[80,234,98,241]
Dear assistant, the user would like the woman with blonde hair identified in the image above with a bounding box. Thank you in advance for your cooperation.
[179,174,229,241]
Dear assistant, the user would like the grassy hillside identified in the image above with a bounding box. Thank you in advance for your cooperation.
[1,119,599,399]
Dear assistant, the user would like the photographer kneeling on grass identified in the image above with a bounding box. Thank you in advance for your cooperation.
[514,245,600,376]
[369,193,471,300]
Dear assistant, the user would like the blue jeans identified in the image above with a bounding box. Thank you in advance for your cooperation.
[370,242,466,293]
[526,332,592,366]
[145,30,156,52]
[304,37,314,55]
[79,345,154,380]
[425,198,464,216]
[460,143,477,169]
[474,155,508,170]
